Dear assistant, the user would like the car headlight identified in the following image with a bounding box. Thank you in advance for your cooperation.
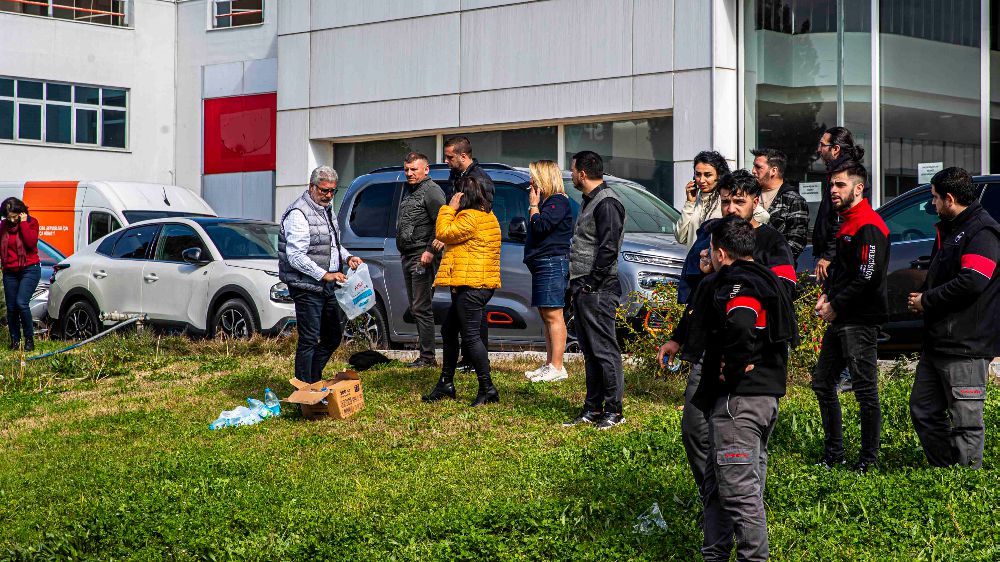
[270,282,292,303]
[622,252,683,268]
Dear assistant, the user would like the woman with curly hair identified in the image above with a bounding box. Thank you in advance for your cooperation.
[0,197,41,351]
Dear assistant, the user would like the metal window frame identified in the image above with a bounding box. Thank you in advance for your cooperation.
[210,0,264,30]
[0,0,129,27]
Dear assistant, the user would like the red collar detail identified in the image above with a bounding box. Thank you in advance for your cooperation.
[837,199,889,238]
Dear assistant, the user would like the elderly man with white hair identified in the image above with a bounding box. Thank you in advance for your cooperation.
[278,166,363,383]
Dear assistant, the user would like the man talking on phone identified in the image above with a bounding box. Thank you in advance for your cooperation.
[278,166,363,383]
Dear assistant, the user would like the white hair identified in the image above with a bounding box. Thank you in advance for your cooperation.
[309,166,339,186]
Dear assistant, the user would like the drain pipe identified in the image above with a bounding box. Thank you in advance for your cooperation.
[25,313,146,362]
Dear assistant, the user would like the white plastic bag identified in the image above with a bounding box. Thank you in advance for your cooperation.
[335,263,376,320]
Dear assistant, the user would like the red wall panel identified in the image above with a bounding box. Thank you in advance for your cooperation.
[204,93,276,174]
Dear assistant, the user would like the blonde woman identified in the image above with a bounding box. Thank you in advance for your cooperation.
[523,160,574,382]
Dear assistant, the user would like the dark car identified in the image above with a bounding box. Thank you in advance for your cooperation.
[802,177,1000,353]
[335,163,685,349]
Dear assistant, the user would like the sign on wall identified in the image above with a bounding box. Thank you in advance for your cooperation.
[917,162,943,184]
[203,93,277,175]
[799,182,822,203]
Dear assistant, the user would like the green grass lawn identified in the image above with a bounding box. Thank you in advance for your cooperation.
[0,333,998,561]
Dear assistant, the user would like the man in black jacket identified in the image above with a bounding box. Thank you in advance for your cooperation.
[813,127,867,281]
[751,148,809,263]
[688,216,795,562]
[443,136,494,212]
[397,152,446,368]
[812,160,889,473]
[907,167,1000,469]
[658,171,796,538]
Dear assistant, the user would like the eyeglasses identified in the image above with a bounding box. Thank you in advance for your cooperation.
[313,186,336,195]
[818,142,835,148]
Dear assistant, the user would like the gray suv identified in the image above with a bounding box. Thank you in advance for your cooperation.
[336,163,686,349]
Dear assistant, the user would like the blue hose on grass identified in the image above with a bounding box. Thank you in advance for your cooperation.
[25,316,143,362]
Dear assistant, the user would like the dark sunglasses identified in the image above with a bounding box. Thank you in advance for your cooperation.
[313,186,336,195]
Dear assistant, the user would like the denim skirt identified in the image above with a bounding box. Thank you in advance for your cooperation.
[527,256,570,308]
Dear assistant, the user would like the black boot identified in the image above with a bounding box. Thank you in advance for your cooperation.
[470,374,499,407]
[24,339,34,353]
[421,375,456,403]
[8,340,19,351]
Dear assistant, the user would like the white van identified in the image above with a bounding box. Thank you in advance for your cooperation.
[0,181,216,256]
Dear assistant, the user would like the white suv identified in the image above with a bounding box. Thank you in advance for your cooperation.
[48,218,295,339]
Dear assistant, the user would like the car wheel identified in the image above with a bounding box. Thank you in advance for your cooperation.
[343,301,388,349]
[61,299,100,341]
[211,298,258,339]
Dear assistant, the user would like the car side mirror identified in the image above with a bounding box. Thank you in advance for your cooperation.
[182,247,210,265]
[508,216,527,242]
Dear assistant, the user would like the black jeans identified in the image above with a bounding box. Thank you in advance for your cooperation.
[811,323,881,463]
[910,351,988,468]
[290,283,344,383]
[3,263,41,345]
[401,252,438,362]
[441,287,494,384]
[573,289,624,414]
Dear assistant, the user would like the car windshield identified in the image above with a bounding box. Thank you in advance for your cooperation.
[202,222,279,259]
[37,239,65,267]
[123,211,214,223]
[563,179,679,234]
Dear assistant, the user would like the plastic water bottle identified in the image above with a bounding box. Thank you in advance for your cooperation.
[264,388,281,416]
[247,398,273,419]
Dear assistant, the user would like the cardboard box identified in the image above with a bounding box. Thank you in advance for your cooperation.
[286,371,365,420]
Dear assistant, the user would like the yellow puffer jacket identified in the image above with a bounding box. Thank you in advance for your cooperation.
[434,206,502,289]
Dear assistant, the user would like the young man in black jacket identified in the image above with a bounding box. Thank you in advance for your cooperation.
[687,216,796,562]
[397,152,446,368]
[659,170,796,495]
[813,127,868,282]
[443,136,495,212]
[907,167,1000,469]
[812,160,890,473]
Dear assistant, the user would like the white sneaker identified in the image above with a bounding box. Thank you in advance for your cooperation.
[536,365,568,382]
[525,364,550,380]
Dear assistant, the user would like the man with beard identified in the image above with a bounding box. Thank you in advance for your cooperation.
[811,160,889,473]
[687,216,796,561]
[813,127,867,282]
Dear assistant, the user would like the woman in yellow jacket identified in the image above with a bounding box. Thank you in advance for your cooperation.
[421,176,502,406]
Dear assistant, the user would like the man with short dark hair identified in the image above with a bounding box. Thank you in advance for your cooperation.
[811,160,889,473]
[907,167,999,469]
[751,148,809,262]
[443,136,494,212]
[563,150,627,430]
[689,215,796,562]
[279,166,364,383]
[397,152,447,368]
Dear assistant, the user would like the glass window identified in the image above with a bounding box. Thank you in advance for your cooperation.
[46,104,71,144]
[565,116,674,205]
[333,136,436,195]
[0,100,12,140]
[203,222,279,259]
[17,80,42,100]
[37,240,65,268]
[880,1,980,200]
[213,0,264,29]
[102,109,126,148]
[0,78,12,97]
[122,210,213,223]
[564,179,680,235]
[112,225,160,260]
[462,126,558,168]
[981,184,1000,218]
[6,0,131,27]
[76,108,97,144]
[97,230,124,257]
[89,211,122,244]
[880,191,937,242]
[75,86,100,105]
[18,104,41,140]
[102,88,126,107]
[47,83,71,102]
[492,183,529,242]
[349,183,395,238]
[154,224,209,262]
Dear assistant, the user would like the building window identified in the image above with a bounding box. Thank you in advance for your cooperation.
[333,136,436,192]
[212,0,263,29]
[0,76,128,149]
[461,126,558,168]
[0,0,129,27]
[565,117,674,204]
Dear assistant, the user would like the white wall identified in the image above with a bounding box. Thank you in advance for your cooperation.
[174,0,278,195]
[0,0,178,183]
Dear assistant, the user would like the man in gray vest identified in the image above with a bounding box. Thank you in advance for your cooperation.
[563,151,627,430]
[279,166,363,383]
[397,152,446,368]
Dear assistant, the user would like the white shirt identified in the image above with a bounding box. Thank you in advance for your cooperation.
[282,206,352,282]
